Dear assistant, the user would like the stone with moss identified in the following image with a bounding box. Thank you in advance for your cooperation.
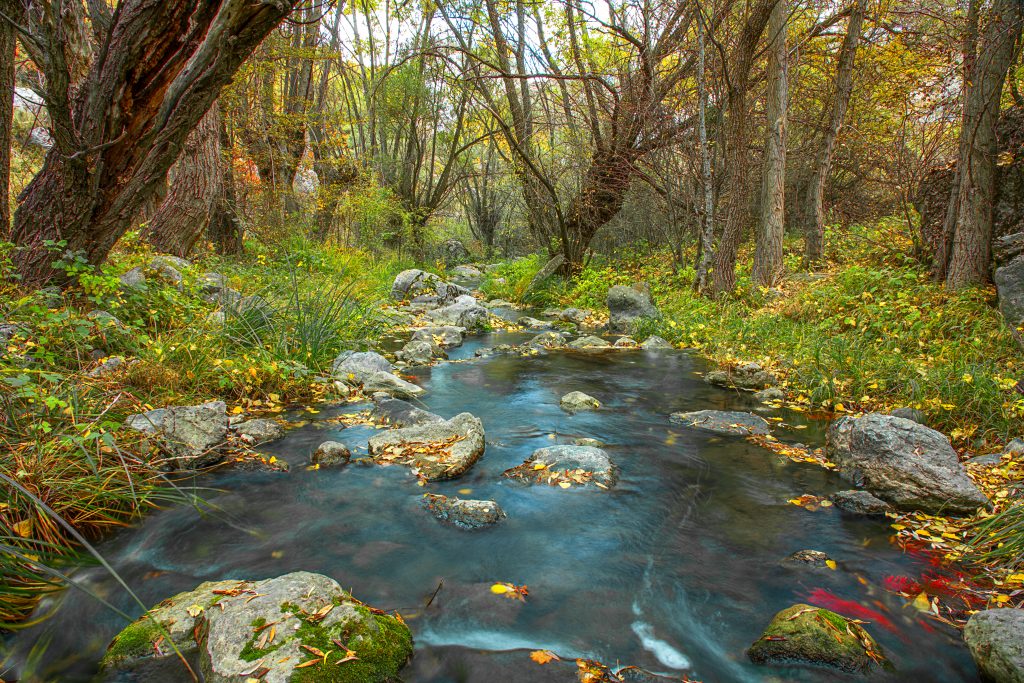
[748,603,889,674]
[101,572,412,683]
[100,578,238,675]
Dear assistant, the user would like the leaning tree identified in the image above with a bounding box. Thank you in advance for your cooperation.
[4,0,300,286]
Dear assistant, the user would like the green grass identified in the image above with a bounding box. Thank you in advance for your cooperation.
[0,232,410,626]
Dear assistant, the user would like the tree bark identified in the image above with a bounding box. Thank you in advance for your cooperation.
[208,113,243,255]
[694,9,716,293]
[8,0,298,286]
[753,0,788,287]
[0,0,21,232]
[144,103,221,257]
[802,0,864,266]
[712,0,776,295]
[946,0,1023,289]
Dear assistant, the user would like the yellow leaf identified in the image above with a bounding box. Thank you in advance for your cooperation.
[825,560,837,570]
[819,500,833,508]
[533,462,547,470]
[458,488,473,495]
[12,519,31,538]
[231,406,243,414]
[911,592,931,611]
[530,650,558,665]
[490,583,510,594]
[995,594,1011,603]
[558,482,571,489]
[187,604,204,617]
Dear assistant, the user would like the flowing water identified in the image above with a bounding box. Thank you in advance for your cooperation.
[5,318,978,681]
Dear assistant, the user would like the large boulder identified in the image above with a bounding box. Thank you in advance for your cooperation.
[567,335,611,350]
[391,269,443,301]
[748,603,888,673]
[831,490,893,516]
[332,351,395,384]
[704,361,777,391]
[423,494,506,529]
[451,264,483,279]
[124,401,228,468]
[371,396,444,428]
[233,418,284,446]
[560,391,601,412]
[442,238,471,265]
[607,283,658,332]
[526,254,565,293]
[360,371,425,399]
[368,412,485,480]
[412,326,466,348]
[424,295,489,331]
[964,608,1024,683]
[669,410,770,436]
[397,339,440,365]
[311,441,351,466]
[99,571,412,683]
[995,255,1024,333]
[505,445,617,489]
[826,414,988,515]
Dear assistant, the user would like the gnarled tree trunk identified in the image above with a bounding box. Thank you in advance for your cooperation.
[8,0,297,286]
[145,103,221,258]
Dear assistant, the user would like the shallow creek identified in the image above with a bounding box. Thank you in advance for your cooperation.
[5,320,978,681]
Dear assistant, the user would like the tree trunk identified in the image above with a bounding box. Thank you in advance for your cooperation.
[145,103,221,257]
[0,1,21,232]
[753,0,788,287]
[802,0,864,266]
[711,0,775,296]
[946,0,1023,289]
[9,0,297,286]
[694,10,716,293]
[208,114,243,254]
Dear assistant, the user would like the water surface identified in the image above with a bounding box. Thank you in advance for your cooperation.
[5,327,977,681]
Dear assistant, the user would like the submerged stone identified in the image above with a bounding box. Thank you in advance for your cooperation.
[669,410,770,436]
[748,603,888,673]
[311,441,351,466]
[782,549,835,569]
[831,490,893,515]
[423,494,506,529]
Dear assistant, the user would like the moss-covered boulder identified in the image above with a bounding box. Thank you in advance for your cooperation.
[100,571,412,683]
[748,604,888,674]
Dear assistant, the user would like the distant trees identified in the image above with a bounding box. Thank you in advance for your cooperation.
[6,0,298,286]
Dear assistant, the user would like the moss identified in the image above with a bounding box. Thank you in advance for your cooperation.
[100,616,164,668]
[288,605,413,683]
[238,615,288,662]
[748,604,888,674]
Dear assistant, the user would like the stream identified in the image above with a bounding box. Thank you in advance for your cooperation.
[4,315,978,681]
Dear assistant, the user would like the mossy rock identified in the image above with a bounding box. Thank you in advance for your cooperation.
[101,572,412,683]
[100,578,238,674]
[748,603,889,674]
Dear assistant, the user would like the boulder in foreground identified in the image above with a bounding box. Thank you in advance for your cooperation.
[827,413,987,515]
[964,608,1024,683]
[748,603,888,674]
[100,571,412,682]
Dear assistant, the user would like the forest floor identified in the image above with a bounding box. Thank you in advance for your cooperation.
[1,219,1022,628]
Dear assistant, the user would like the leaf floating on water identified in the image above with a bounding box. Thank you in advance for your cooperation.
[530,650,558,664]
[558,481,571,489]
[490,582,529,601]
[911,592,932,612]
[825,560,838,570]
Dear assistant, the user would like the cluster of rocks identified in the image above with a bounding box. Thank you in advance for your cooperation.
[332,350,424,399]
[123,400,285,470]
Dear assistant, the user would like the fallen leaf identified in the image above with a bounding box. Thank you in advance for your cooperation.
[530,650,558,664]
